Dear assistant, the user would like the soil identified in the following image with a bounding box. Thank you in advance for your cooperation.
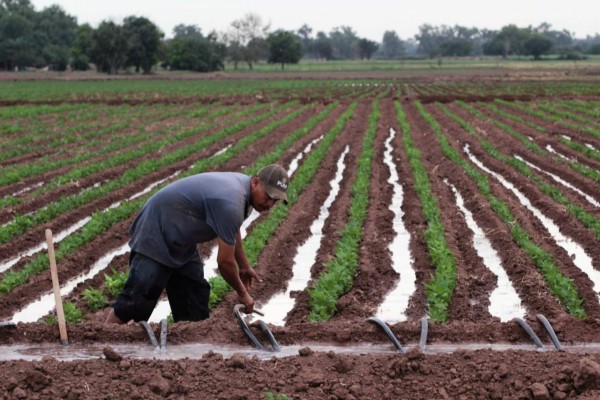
[1,69,600,399]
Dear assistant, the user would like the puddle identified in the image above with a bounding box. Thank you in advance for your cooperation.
[546,145,575,162]
[375,128,415,323]
[514,154,599,207]
[288,135,323,176]
[1,341,600,361]
[445,179,525,321]
[465,145,600,300]
[258,147,349,326]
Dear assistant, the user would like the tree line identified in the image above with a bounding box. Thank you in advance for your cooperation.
[1,0,599,74]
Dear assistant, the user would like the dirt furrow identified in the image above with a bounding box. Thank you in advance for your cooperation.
[424,102,600,319]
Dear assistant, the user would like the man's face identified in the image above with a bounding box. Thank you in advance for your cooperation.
[250,177,278,212]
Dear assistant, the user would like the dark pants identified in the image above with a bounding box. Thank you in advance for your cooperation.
[113,252,211,323]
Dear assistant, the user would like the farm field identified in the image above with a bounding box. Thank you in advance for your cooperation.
[1,69,600,399]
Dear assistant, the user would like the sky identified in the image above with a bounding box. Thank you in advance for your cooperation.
[30,0,599,41]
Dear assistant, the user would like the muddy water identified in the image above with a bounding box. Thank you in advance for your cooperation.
[514,155,599,207]
[446,179,526,321]
[2,341,600,362]
[465,144,600,299]
[375,128,415,323]
[260,146,349,325]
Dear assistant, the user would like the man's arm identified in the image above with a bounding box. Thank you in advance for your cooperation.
[217,235,255,312]
[233,230,260,290]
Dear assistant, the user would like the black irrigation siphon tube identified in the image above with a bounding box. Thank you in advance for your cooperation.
[419,316,429,351]
[233,304,264,350]
[513,317,544,349]
[139,321,159,350]
[255,320,280,352]
[367,317,405,353]
[536,314,562,350]
[160,319,168,352]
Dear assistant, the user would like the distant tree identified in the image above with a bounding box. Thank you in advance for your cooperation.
[416,24,479,58]
[123,16,163,73]
[415,24,444,57]
[483,25,531,58]
[523,34,553,60]
[172,24,204,40]
[313,31,333,60]
[91,21,128,74]
[166,31,225,72]
[357,38,378,60]
[267,30,302,69]
[381,31,404,59]
[297,23,313,57]
[329,26,358,59]
[439,38,473,57]
[0,0,74,70]
[0,12,35,69]
[227,13,270,69]
[589,43,600,55]
[70,23,93,70]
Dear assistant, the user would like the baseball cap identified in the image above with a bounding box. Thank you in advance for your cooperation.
[258,164,289,204]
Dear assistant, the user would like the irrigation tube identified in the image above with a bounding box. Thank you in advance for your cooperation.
[160,319,168,352]
[255,321,280,352]
[536,314,562,350]
[513,318,544,349]
[366,317,405,353]
[139,321,159,350]
[233,304,264,350]
[419,317,428,351]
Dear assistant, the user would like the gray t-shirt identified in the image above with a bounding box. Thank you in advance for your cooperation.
[129,172,252,268]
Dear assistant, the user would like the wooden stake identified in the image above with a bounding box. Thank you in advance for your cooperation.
[46,229,68,345]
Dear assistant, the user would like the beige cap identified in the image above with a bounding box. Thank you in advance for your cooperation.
[258,164,289,204]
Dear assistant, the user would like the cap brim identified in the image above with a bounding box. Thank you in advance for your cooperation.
[265,186,288,205]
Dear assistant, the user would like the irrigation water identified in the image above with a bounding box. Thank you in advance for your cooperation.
[375,128,416,323]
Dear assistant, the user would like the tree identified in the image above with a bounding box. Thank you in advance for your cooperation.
[227,13,270,69]
[123,16,163,73]
[70,23,93,70]
[166,29,225,72]
[483,25,531,58]
[297,23,313,57]
[91,21,127,74]
[0,13,35,69]
[381,31,404,59]
[357,38,378,60]
[34,5,77,70]
[439,38,473,57]
[329,26,358,59]
[313,31,333,60]
[172,24,204,40]
[589,43,600,55]
[267,30,302,69]
[524,34,553,60]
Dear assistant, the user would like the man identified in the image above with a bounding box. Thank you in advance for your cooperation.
[105,164,289,323]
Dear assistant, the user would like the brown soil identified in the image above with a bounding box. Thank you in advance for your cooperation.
[1,70,600,399]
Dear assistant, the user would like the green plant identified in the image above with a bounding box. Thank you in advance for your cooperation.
[63,301,85,323]
[82,288,109,312]
[263,392,289,400]
[104,269,129,298]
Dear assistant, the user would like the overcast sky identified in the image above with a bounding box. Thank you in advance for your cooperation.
[30,0,599,41]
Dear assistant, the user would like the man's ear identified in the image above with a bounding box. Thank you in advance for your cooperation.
[251,176,260,189]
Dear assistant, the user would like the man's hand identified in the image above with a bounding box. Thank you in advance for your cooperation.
[239,266,260,290]
[239,291,255,314]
